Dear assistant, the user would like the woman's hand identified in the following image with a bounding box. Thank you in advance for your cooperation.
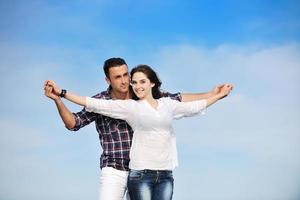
[206,83,233,107]
[218,84,233,98]
[44,80,61,101]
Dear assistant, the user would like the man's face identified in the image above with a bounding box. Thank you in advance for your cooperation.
[106,64,130,93]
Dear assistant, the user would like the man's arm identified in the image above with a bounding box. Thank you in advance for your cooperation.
[44,80,76,129]
[54,98,77,129]
[181,84,227,102]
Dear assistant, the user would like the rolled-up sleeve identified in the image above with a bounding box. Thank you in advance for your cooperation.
[162,92,182,102]
[68,109,96,131]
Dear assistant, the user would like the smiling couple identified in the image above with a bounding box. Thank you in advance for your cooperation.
[44,57,233,200]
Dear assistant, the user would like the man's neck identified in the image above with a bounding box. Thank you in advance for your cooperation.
[111,90,131,100]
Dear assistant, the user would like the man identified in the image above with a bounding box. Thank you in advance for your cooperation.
[44,57,226,200]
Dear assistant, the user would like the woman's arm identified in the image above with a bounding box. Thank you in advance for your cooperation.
[44,80,134,121]
[171,83,233,119]
[181,84,228,102]
[45,80,87,106]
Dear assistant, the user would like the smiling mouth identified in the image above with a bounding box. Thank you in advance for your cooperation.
[136,89,144,92]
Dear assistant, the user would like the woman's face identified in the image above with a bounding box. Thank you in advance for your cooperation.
[131,72,155,100]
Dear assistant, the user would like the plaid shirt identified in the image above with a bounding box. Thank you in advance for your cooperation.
[70,88,182,171]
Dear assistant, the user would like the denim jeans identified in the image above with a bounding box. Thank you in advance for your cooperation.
[127,169,174,200]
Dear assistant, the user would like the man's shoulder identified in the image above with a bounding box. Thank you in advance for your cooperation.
[91,90,111,100]
[161,91,181,101]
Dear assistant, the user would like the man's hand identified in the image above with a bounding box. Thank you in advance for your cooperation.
[44,80,61,101]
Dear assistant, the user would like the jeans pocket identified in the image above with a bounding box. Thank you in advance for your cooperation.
[163,171,174,183]
[128,170,144,181]
[167,171,173,178]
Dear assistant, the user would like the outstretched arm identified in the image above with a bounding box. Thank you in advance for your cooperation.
[181,84,229,102]
[171,83,233,119]
[45,80,87,107]
[45,80,134,121]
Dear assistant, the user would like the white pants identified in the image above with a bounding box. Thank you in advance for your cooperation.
[99,167,130,200]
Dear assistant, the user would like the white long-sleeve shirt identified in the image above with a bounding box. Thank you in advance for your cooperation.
[86,97,207,170]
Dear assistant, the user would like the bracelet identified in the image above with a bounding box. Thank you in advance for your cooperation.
[59,89,67,98]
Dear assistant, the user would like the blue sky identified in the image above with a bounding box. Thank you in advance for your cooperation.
[1,0,300,200]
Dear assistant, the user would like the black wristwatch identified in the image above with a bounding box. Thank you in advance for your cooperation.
[59,89,67,98]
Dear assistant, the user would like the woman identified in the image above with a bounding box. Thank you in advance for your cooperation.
[45,64,233,200]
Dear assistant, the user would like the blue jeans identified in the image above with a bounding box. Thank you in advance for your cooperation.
[127,169,174,200]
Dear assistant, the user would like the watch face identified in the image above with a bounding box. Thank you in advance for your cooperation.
[60,89,67,97]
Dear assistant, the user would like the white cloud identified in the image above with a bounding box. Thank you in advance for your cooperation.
[0,40,104,199]
[0,118,99,200]
[153,43,300,97]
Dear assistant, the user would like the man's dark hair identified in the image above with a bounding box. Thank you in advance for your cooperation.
[103,57,127,78]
